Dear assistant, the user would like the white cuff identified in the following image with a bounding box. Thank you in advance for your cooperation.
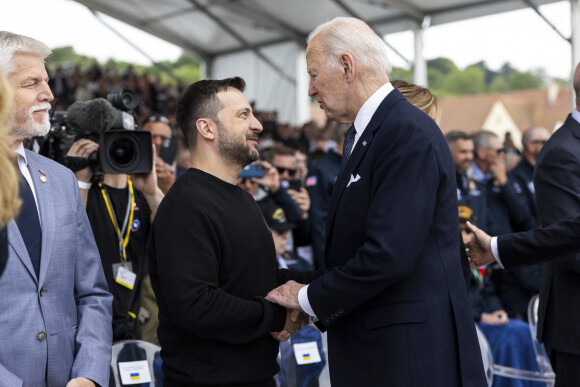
[298,285,317,319]
[77,180,92,190]
[491,236,504,268]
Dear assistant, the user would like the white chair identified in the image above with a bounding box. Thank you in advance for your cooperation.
[527,294,556,386]
[475,324,556,386]
[110,340,163,386]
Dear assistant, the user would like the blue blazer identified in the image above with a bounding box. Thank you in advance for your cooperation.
[0,150,112,387]
[307,89,487,386]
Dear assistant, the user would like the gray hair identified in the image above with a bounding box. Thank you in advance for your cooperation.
[472,130,498,151]
[0,32,51,76]
[307,17,391,79]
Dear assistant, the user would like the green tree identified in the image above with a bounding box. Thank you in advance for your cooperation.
[443,66,485,95]
[427,57,458,75]
[390,66,412,83]
[508,70,542,90]
[427,68,445,91]
[488,76,509,92]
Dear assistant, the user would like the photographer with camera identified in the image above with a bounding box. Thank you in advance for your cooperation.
[68,135,163,341]
[63,91,164,342]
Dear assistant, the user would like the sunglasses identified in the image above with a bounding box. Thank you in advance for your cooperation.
[530,140,547,145]
[144,114,171,126]
[275,166,296,177]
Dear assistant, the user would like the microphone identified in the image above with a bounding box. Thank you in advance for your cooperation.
[66,98,117,134]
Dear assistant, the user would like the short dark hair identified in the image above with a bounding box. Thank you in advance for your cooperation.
[444,130,471,148]
[176,77,246,148]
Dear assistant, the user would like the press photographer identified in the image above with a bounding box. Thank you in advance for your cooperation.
[65,91,164,341]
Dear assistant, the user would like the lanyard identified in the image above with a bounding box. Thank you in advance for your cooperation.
[98,176,135,263]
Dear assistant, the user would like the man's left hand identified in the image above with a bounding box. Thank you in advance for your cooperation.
[66,377,95,387]
[266,280,305,311]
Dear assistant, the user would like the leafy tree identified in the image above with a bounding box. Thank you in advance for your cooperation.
[390,66,412,83]
[427,57,458,75]
[507,70,542,90]
[443,66,485,95]
[488,76,509,92]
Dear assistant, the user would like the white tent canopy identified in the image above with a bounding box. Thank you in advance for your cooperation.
[73,0,576,124]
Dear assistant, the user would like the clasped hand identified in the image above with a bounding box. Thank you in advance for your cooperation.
[267,280,308,342]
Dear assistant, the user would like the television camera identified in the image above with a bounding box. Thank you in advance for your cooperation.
[40,89,152,182]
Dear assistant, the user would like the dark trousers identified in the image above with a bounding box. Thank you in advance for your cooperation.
[549,348,580,387]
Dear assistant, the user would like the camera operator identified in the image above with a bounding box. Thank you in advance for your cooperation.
[142,113,177,194]
[67,137,164,341]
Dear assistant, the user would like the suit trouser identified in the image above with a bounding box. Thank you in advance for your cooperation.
[548,348,580,387]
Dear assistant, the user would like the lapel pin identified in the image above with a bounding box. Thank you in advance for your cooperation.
[362,141,367,147]
[38,170,47,183]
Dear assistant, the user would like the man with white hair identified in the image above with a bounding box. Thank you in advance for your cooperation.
[267,17,486,386]
[0,31,112,387]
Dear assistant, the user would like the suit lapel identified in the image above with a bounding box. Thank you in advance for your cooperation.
[26,152,56,285]
[7,220,38,282]
[323,89,405,261]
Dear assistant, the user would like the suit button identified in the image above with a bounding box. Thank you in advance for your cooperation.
[40,288,45,297]
[37,332,46,341]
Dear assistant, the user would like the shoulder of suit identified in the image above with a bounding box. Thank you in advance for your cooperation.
[25,150,75,177]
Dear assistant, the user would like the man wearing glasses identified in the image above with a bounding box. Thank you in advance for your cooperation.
[142,114,176,194]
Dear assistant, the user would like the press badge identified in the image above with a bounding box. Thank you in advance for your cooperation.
[115,265,136,290]
[293,341,322,365]
[118,360,151,384]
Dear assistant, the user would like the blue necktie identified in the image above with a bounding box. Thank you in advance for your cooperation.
[15,168,42,278]
[341,125,356,170]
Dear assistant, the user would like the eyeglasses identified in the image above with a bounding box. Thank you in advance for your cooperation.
[530,140,547,145]
[275,166,296,177]
[144,114,171,126]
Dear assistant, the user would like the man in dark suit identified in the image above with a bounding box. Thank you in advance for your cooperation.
[465,217,580,268]
[266,17,486,387]
[467,62,580,386]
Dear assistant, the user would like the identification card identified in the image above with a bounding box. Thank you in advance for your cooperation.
[293,341,322,365]
[118,360,151,384]
[115,265,136,290]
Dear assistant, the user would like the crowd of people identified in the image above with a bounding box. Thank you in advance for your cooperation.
[0,15,578,387]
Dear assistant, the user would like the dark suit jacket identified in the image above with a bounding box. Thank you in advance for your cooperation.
[530,114,580,355]
[306,88,487,386]
[497,215,580,266]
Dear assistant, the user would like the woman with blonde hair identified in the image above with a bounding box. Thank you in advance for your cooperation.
[0,70,21,273]
[391,79,442,124]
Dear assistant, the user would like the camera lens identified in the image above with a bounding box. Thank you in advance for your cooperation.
[109,137,136,166]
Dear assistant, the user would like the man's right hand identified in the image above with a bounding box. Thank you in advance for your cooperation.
[67,138,99,184]
[465,221,496,268]
[271,308,308,342]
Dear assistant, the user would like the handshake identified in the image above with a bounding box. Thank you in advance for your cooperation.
[266,280,309,342]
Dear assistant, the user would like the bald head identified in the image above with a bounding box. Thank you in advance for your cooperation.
[575,62,580,109]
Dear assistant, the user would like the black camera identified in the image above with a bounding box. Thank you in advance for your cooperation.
[42,89,152,181]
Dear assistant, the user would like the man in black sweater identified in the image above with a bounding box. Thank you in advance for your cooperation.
[147,77,318,386]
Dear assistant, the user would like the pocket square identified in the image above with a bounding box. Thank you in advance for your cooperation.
[347,174,361,187]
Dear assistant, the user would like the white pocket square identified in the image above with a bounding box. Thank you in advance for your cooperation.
[347,174,361,187]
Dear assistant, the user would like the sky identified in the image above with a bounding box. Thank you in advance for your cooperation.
[1,0,575,80]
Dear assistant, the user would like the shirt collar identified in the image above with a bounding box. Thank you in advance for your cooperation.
[571,108,580,124]
[353,82,394,136]
[14,143,28,166]
[470,161,493,183]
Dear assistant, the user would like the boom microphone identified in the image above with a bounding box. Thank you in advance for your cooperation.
[66,98,117,134]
